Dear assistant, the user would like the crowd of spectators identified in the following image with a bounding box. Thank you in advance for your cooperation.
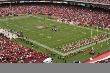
[0,34,48,63]
[7,0,110,4]
[0,4,110,63]
[0,4,109,28]
[76,0,110,4]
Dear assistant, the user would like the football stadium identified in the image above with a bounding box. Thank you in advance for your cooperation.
[0,0,110,63]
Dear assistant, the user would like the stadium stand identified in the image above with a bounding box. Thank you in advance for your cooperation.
[0,34,52,63]
[0,1,109,63]
[66,0,110,4]
[0,4,109,28]
[81,0,110,4]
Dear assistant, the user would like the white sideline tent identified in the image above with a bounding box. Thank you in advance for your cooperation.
[43,57,53,63]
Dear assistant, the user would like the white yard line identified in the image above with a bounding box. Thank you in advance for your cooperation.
[63,37,110,56]
[22,37,65,56]
[0,15,30,21]
[55,19,110,34]
[34,15,110,34]
[1,15,110,56]
[22,37,110,56]
[1,15,110,34]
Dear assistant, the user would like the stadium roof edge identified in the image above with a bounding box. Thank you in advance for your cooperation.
[0,0,110,6]
[64,0,110,5]
[0,1,68,4]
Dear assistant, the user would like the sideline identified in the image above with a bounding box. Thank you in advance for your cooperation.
[22,37,110,56]
[0,15,30,21]
[22,37,65,56]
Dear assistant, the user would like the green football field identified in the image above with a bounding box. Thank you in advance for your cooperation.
[0,15,110,63]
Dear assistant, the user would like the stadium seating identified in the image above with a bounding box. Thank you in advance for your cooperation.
[0,34,48,63]
[0,3,109,63]
[0,4,109,28]
[76,0,110,4]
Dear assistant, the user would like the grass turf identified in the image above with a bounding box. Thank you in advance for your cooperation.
[0,15,104,48]
[0,15,110,63]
